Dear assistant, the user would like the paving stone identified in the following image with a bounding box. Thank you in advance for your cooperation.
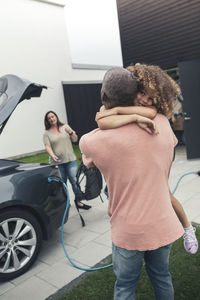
[70,241,111,267]
[38,240,76,265]
[10,259,49,285]
[0,281,15,296]
[37,259,84,289]
[94,230,112,248]
[62,227,99,248]
[0,276,56,300]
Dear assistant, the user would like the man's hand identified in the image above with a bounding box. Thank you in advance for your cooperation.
[136,116,158,135]
[82,154,96,168]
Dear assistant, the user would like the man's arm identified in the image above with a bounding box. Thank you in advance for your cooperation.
[79,136,95,168]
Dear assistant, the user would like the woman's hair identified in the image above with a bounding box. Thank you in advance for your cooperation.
[127,63,180,117]
[44,111,64,130]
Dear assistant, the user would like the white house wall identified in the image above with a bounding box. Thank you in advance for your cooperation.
[0,0,106,158]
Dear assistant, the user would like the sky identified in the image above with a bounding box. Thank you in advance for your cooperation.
[64,0,123,68]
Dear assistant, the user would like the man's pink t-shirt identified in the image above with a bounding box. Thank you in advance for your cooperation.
[79,114,184,250]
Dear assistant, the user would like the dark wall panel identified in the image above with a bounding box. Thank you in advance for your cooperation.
[117,0,200,69]
[62,83,102,140]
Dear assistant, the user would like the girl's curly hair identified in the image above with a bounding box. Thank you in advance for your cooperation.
[127,63,180,117]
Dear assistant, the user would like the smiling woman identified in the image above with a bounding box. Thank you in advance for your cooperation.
[43,111,92,210]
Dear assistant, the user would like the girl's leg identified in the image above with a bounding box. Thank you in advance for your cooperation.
[170,191,198,254]
[170,191,190,227]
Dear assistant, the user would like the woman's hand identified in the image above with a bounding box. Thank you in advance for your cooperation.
[65,127,73,135]
[52,154,61,163]
[65,127,78,142]
[136,116,158,135]
[45,144,61,163]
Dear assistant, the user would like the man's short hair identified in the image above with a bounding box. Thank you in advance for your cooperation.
[101,67,138,109]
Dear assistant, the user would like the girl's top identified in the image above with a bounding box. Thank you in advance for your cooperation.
[43,124,76,164]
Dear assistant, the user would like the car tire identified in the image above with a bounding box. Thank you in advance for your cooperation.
[0,208,42,281]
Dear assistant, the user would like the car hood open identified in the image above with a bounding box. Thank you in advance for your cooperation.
[0,74,47,134]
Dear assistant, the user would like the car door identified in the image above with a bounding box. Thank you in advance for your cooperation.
[178,59,200,159]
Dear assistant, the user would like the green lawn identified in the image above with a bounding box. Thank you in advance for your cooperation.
[16,152,49,164]
[55,227,200,300]
[16,145,82,165]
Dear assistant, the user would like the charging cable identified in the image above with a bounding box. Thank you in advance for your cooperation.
[48,170,200,271]
[48,177,112,271]
[172,171,197,194]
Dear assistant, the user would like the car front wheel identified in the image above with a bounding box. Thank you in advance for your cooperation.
[0,209,42,281]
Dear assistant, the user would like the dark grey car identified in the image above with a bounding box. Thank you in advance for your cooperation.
[0,75,68,281]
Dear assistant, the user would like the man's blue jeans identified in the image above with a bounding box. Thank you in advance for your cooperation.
[112,243,174,300]
[58,160,82,196]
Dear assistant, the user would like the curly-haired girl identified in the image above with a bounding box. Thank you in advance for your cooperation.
[96,63,198,254]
